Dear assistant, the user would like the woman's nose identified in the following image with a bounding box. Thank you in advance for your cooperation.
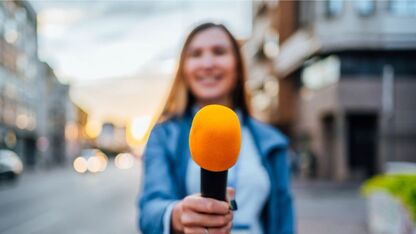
[200,53,215,69]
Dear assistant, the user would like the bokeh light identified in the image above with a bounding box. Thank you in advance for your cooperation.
[115,153,134,170]
[126,116,152,147]
[85,119,102,139]
[87,157,101,173]
[73,157,88,173]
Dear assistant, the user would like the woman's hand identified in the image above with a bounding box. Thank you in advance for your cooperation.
[171,188,235,234]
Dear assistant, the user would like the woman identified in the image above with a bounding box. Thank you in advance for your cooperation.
[138,23,294,234]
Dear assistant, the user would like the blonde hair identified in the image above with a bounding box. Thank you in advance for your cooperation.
[162,23,251,120]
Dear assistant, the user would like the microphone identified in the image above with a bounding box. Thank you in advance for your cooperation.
[189,104,241,201]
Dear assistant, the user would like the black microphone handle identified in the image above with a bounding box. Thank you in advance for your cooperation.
[201,168,228,201]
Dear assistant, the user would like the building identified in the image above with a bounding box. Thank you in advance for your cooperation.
[0,0,41,168]
[96,122,129,155]
[40,63,70,167]
[0,1,73,169]
[247,0,416,181]
[244,1,297,135]
[65,101,88,162]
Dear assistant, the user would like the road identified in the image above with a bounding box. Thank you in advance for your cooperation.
[294,180,369,234]
[0,161,369,234]
[0,161,142,234]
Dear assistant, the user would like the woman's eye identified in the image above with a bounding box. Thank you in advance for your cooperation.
[213,47,227,55]
[189,49,202,58]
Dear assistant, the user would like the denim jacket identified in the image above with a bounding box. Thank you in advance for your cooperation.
[138,112,294,234]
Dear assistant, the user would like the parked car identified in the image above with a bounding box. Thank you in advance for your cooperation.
[0,149,24,181]
[73,149,108,174]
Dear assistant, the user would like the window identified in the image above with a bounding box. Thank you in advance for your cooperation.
[326,0,344,18]
[388,0,416,16]
[0,7,5,35]
[16,53,27,77]
[15,8,27,25]
[355,0,375,17]
[4,19,18,44]
[0,95,3,122]
[301,56,341,90]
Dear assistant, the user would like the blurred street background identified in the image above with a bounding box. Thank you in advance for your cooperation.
[1,0,416,233]
[0,161,141,234]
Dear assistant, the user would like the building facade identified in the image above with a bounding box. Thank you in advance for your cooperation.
[248,0,416,181]
[0,1,72,169]
[244,1,298,135]
[0,0,41,168]
[41,63,70,167]
[65,101,88,162]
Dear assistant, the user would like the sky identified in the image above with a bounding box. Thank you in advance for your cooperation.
[29,0,253,126]
[31,0,252,83]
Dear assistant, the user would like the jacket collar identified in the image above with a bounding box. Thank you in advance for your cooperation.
[246,117,288,159]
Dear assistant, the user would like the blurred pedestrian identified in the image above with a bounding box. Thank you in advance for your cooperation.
[138,22,294,234]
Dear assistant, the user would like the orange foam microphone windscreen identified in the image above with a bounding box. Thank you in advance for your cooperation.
[189,104,241,172]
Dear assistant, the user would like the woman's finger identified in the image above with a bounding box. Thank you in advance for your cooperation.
[181,210,233,228]
[183,222,233,234]
[183,195,229,214]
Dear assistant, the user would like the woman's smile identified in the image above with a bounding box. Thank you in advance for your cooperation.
[195,74,224,87]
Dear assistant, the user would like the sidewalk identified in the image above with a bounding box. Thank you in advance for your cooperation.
[293,179,369,234]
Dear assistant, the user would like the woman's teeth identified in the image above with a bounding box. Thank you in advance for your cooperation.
[198,76,221,82]
[198,76,220,86]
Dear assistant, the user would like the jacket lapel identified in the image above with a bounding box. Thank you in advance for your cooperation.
[176,114,192,197]
[246,117,288,160]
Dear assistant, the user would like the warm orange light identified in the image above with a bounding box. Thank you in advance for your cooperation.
[132,116,151,139]
[85,119,102,139]
[126,116,153,147]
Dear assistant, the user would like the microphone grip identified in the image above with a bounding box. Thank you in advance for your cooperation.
[201,168,228,201]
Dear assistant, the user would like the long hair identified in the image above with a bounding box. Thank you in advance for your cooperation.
[162,22,251,120]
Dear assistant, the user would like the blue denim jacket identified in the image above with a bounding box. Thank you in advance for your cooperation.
[138,112,294,234]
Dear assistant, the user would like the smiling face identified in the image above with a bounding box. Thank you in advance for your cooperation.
[183,27,237,107]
